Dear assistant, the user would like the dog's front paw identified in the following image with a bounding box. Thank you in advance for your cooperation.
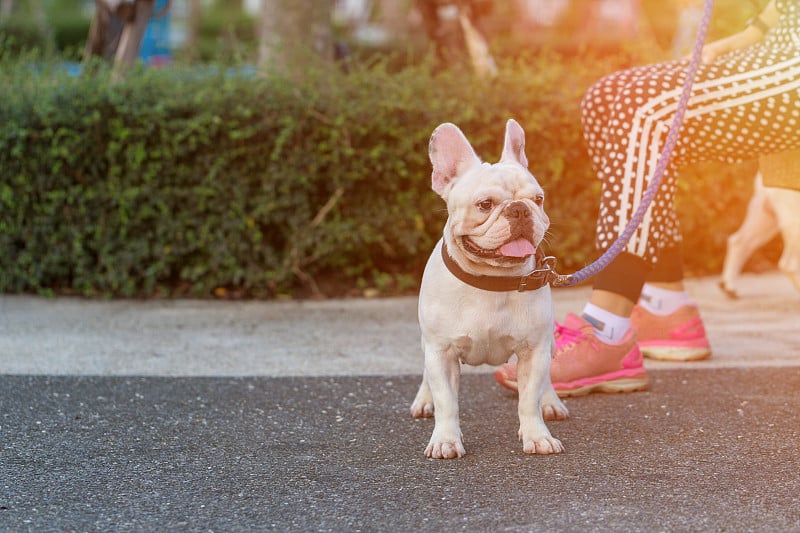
[425,437,466,459]
[520,434,563,455]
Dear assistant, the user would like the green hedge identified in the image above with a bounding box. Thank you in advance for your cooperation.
[0,51,766,299]
[0,5,90,58]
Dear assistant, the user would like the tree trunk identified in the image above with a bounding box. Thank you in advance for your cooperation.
[183,0,202,61]
[257,0,333,74]
[0,0,14,20]
[112,0,154,79]
[84,0,115,61]
[378,0,406,38]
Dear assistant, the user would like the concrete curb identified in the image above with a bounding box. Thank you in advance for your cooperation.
[1,271,798,377]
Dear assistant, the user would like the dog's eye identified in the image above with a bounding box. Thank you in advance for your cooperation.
[477,199,494,212]
[534,195,544,206]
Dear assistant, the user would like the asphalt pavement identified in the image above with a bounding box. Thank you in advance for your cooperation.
[1,271,799,531]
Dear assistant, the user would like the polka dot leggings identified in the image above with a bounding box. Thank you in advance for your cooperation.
[581,3,800,268]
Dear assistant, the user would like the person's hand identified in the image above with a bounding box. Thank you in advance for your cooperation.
[683,41,723,65]
[689,0,777,65]
[687,26,765,66]
[699,41,725,65]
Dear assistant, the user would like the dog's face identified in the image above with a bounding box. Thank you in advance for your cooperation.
[429,119,548,274]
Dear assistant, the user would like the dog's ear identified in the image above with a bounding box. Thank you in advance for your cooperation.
[429,123,481,197]
[500,118,528,168]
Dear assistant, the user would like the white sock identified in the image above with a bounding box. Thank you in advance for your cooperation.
[639,283,692,316]
[581,303,630,345]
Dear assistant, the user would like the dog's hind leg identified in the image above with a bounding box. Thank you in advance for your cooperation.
[541,384,569,421]
[765,185,800,292]
[410,369,434,418]
[721,173,780,298]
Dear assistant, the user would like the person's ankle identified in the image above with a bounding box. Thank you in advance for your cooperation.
[639,283,692,315]
[581,303,631,345]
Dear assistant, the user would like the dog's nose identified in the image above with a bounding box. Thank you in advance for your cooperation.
[505,201,531,219]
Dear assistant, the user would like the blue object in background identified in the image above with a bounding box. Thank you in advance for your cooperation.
[140,0,172,67]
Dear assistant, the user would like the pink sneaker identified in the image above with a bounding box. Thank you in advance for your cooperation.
[494,314,649,397]
[631,305,711,361]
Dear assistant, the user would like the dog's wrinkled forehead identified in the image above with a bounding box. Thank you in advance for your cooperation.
[449,161,542,203]
[481,161,540,190]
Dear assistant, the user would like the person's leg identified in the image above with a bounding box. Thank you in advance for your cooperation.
[640,245,687,314]
[569,43,800,354]
[539,251,650,396]
[497,43,800,394]
[633,245,712,360]
[496,60,686,395]
[583,251,649,342]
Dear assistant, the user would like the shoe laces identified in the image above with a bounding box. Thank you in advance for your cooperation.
[554,321,586,353]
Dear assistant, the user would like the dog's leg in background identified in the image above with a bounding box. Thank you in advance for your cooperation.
[765,185,800,292]
[417,344,465,459]
[720,174,780,298]
[515,346,564,455]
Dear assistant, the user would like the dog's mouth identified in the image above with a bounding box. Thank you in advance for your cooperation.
[462,236,536,261]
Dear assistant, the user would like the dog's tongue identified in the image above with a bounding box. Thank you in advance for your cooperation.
[499,238,536,258]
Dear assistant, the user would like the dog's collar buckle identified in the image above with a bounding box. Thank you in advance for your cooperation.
[518,256,557,292]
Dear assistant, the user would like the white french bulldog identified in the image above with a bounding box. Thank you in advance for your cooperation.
[410,119,568,459]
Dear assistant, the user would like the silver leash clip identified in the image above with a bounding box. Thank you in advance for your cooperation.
[538,256,575,288]
[518,256,558,292]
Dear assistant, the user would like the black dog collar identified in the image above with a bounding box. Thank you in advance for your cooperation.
[441,241,558,292]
